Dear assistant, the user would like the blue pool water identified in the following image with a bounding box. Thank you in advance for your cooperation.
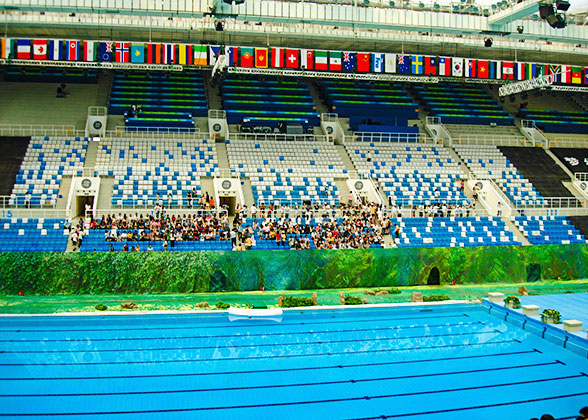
[0,303,587,419]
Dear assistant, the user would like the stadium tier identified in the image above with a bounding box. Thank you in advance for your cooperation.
[413,82,514,126]
[3,66,99,84]
[513,216,587,245]
[345,142,468,205]
[518,109,588,134]
[394,216,520,247]
[10,136,88,207]
[79,232,231,252]
[221,75,320,129]
[108,70,207,132]
[0,218,68,252]
[454,145,544,206]
[226,139,346,206]
[320,79,420,141]
[94,138,217,207]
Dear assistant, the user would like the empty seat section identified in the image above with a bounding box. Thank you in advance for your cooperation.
[345,142,468,205]
[519,109,588,134]
[413,82,514,126]
[109,70,206,132]
[221,75,320,130]
[453,145,543,206]
[10,136,88,207]
[3,66,99,84]
[226,140,346,206]
[94,138,217,207]
[321,79,420,141]
[393,216,520,248]
[0,218,68,252]
[513,216,587,245]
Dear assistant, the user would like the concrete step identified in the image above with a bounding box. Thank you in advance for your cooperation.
[334,178,349,204]
[306,79,329,114]
[199,177,216,202]
[97,177,114,209]
[503,217,531,246]
[447,147,473,179]
[240,177,255,207]
[215,139,230,175]
[203,71,223,110]
[335,144,357,177]
[56,176,72,209]
[84,140,98,169]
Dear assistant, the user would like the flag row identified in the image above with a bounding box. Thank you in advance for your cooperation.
[2,38,588,85]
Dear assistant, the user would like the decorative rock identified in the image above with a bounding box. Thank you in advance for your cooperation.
[411,292,423,303]
[339,292,345,305]
[196,302,210,308]
[518,286,528,296]
[312,292,317,306]
[563,319,583,333]
[376,291,389,296]
[522,304,540,316]
[278,293,284,307]
[364,290,376,295]
[488,292,504,303]
[362,299,368,304]
[120,302,137,309]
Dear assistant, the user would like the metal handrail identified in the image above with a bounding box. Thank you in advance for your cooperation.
[451,135,529,146]
[227,133,329,142]
[575,173,588,182]
[351,132,429,143]
[514,197,584,209]
[320,113,339,122]
[549,137,588,149]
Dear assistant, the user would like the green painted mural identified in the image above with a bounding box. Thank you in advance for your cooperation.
[0,244,587,295]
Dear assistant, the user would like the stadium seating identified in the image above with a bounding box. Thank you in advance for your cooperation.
[345,142,469,205]
[0,218,68,252]
[221,75,320,129]
[10,136,88,207]
[393,216,520,247]
[414,82,514,126]
[321,79,420,140]
[3,66,99,84]
[79,231,231,252]
[453,145,544,206]
[226,139,346,206]
[518,109,588,134]
[108,70,206,132]
[513,216,587,245]
[94,138,217,207]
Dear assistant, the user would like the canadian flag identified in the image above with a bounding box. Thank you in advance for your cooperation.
[33,39,47,60]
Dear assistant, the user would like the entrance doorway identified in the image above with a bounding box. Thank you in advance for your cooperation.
[219,196,236,216]
[526,264,541,282]
[427,267,440,285]
[75,195,94,218]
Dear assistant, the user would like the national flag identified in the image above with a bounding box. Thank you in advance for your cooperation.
[47,40,62,61]
[439,57,451,76]
[99,41,114,62]
[227,46,237,66]
[488,61,501,79]
[209,45,221,66]
[424,56,437,76]
[130,43,145,63]
[240,47,254,67]
[178,44,192,65]
[285,49,299,69]
[452,58,464,77]
[384,53,396,73]
[0,38,12,59]
[549,64,562,82]
[561,65,571,83]
[146,43,161,64]
[193,45,207,65]
[513,62,525,80]
[502,61,514,80]
[372,53,384,73]
[343,52,356,72]
[476,60,488,79]
[465,59,476,77]
[357,53,370,72]
[32,39,47,60]
[83,40,96,62]
[411,55,423,75]
[161,44,174,64]
[271,47,284,68]
[315,50,328,70]
[255,48,268,68]
[66,40,79,61]
[397,55,410,74]
[571,66,582,84]
[524,63,537,79]
[115,42,129,63]
[16,39,31,59]
[329,51,342,71]
[301,49,313,70]
[584,68,588,85]
[538,64,550,77]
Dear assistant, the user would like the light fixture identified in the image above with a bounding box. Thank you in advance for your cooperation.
[517,25,524,33]
[484,37,493,47]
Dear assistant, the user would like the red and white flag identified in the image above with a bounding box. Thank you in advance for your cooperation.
[33,39,47,60]
[301,49,313,70]
[285,49,298,68]
[271,47,284,68]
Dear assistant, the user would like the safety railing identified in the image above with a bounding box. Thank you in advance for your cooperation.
[514,197,584,209]
[451,135,529,147]
[208,110,226,119]
[0,124,80,137]
[94,206,229,218]
[114,126,203,138]
[0,195,57,209]
[350,132,429,143]
[548,137,588,149]
[0,208,67,219]
[575,173,588,182]
[320,113,339,122]
[227,133,329,142]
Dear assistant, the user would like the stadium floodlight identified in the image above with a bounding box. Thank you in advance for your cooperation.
[539,3,554,19]
[484,37,493,47]
[547,13,567,28]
